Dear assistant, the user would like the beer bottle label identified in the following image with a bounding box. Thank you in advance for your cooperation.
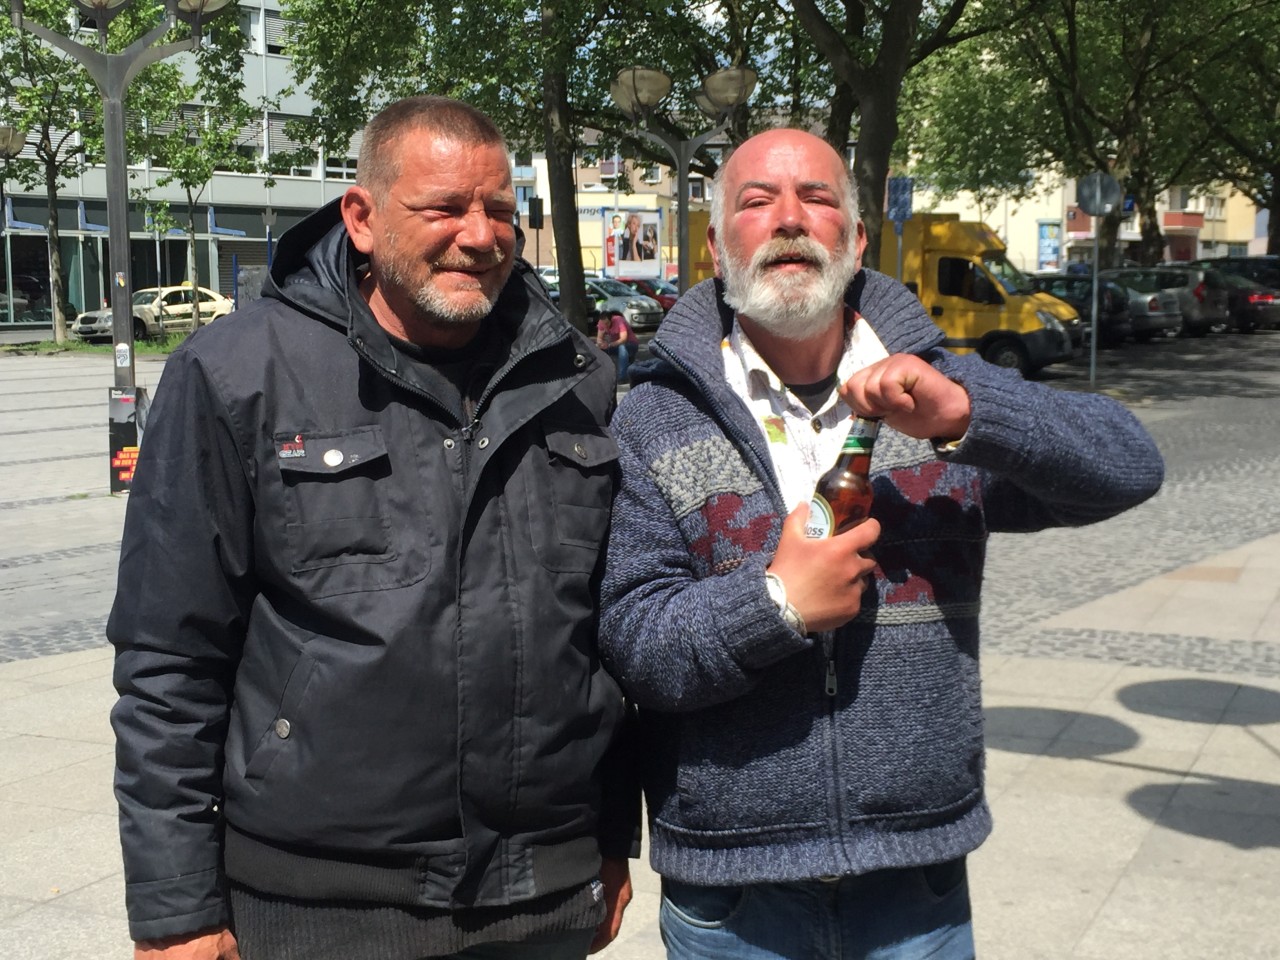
[843,417,880,452]
[806,494,835,539]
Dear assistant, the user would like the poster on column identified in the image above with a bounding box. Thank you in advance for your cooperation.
[603,209,662,278]
[1037,220,1062,272]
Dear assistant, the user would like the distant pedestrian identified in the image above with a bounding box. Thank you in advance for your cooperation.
[596,311,636,381]
[599,128,1164,960]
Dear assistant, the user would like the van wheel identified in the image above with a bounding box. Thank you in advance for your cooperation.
[132,317,148,342]
[981,339,1029,376]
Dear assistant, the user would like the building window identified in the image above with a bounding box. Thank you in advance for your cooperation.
[642,165,661,184]
[240,8,262,52]
[264,9,299,55]
[324,155,358,181]
[688,178,705,201]
[1228,243,1249,257]
[515,184,536,215]
[267,113,316,177]
[1169,187,1191,211]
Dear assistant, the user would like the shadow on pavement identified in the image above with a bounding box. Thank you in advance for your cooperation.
[1035,330,1280,404]
[985,688,1280,849]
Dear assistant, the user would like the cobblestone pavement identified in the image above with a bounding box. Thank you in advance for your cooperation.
[3,335,1280,670]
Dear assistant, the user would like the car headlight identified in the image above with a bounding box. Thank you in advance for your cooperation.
[1036,309,1065,334]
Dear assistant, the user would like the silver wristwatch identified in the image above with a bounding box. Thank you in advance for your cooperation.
[764,572,807,635]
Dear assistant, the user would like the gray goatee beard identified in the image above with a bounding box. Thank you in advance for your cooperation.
[382,244,509,326]
[721,235,859,341]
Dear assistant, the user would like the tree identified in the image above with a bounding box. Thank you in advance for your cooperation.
[1007,0,1229,265]
[790,0,1034,268]
[1183,0,1280,253]
[897,43,1045,222]
[142,20,267,330]
[0,0,200,341]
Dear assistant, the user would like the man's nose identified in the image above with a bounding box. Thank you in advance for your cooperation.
[771,192,807,237]
[456,209,499,250]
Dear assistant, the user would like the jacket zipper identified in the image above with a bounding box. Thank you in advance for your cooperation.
[822,632,837,697]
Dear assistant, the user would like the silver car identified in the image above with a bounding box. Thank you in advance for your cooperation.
[1098,270,1183,343]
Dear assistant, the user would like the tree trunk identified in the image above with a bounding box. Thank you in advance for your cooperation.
[540,4,588,334]
[186,196,202,333]
[852,81,901,272]
[824,80,856,160]
[1097,205,1124,270]
[43,164,68,345]
[1136,194,1165,265]
[1267,168,1280,255]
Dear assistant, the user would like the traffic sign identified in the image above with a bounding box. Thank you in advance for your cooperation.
[887,176,914,222]
[1077,171,1122,216]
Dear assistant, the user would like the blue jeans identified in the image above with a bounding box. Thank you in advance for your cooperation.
[660,859,975,960]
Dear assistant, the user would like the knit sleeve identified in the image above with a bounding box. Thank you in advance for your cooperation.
[597,387,813,713]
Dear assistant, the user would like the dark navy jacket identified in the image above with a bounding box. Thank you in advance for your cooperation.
[109,201,634,940]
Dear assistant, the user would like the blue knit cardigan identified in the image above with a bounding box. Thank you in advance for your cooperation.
[598,270,1165,884]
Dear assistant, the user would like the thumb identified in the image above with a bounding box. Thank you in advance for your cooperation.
[782,501,810,537]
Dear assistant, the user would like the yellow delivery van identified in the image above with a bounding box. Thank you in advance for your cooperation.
[880,214,1078,376]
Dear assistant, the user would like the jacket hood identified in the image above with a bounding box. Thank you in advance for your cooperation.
[259,198,574,373]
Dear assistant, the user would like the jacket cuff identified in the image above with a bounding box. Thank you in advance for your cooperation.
[126,868,226,942]
[718,559,813,670]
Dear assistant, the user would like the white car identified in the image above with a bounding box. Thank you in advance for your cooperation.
[71,285,234,341]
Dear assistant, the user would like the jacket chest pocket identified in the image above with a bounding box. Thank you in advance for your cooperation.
[276,426,397,575]
[524,421,619,573]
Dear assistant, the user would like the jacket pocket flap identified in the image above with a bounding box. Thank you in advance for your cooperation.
[276,426,389,475]
[545,425,619,468]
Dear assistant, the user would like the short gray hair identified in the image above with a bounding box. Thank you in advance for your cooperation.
[357,96,507,205]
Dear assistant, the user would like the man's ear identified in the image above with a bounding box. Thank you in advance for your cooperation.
[708,224,723,278]
[341,186,377,255]
[853,220,868,269]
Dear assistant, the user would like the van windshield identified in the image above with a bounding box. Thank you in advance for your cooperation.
[982,255,1034,295]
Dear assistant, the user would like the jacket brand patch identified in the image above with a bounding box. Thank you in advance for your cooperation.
[278,435,307,459]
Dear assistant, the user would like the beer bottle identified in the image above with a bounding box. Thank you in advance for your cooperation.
[805,415,880,539]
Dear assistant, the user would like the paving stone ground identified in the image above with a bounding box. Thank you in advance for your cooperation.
[3,333,1280,958]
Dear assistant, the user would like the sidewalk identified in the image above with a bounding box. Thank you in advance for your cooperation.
[3,540,1279,959]
[3,346,1280,958]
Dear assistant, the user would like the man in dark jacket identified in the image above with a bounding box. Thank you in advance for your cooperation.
[598,129,1164,958]
[109,96,635,960]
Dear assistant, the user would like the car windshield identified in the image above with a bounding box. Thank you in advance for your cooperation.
[982,255,1034,295]
[1222,273,1262,290]
[647,279,679,295]
[592,279,637,297]
[1105,271,1167,293]
[131,290,159,305]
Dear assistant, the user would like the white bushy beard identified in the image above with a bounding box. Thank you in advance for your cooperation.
[720,234,859,341]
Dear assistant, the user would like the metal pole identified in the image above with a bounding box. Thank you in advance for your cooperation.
[103,91,134,386]
[633,122,727,294]
[1,176,13,324]
[1090,218,1100,389]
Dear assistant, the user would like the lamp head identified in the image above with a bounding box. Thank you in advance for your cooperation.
[700,66,757,115]
[0,126,24,161]
[611,66,672,119]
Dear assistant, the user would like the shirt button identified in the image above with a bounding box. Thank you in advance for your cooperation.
[574,354,587,367]
[812,419,823,433]
[443,438,455,449]
[274,718,292,739]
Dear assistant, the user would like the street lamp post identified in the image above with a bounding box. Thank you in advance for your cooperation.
[12,0,232,492]
[0,125,26,325]
[609,65,756,293]
[10,0,233,389]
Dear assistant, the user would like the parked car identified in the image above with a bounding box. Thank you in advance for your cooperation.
[71,284,233,342]
[1192,255,1280,291]
[584,277,664,342]
[540,277,596,334]
[616,276,679,313]
[1150,265,1230,337]
[1220,273,1280,332]
[1098,269,1182,342]
[1029,273,1133,346]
